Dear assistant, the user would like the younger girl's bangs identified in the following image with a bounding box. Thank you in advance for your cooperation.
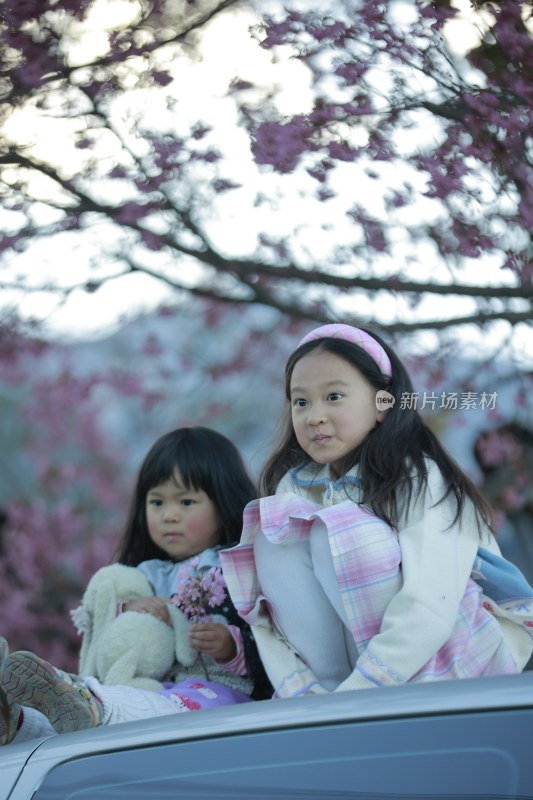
[142,437,209,495]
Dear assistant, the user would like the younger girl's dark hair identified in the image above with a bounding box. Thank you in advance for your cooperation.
[116,426,257,566]
[261,329,494,534]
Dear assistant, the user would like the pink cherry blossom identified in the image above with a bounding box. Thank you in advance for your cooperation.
[172,565,227,621]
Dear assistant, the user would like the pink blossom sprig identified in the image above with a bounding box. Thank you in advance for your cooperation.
[171,559,227,621]
[170,560,227,680]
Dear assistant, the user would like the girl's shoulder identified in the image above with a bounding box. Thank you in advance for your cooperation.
[399,457,493,539]
[396,457,446,525]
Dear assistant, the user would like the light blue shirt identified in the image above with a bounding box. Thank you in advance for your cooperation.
[137,547,221,596]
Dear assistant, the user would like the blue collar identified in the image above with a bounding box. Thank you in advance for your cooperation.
[291,463,363,492]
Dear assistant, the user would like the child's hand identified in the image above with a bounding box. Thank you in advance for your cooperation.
[189,622,237,663]
[123,596,171,626]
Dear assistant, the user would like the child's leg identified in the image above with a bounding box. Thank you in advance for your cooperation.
[2,687,57,746]
[309,524,360,666]
[0,686,22,745]
[85,678,253,724]
[1,651,187,732]
[84,678,186,725]
[254,530,356,691]
[0,651,104,733]
[2,653,249,737]
[13,707,56,743]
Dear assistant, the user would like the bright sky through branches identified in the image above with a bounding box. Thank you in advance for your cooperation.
[1,2,314,338]
[0,0,531,368]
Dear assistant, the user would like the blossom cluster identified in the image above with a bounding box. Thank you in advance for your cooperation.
[171,560,227,621]
[248,1,533,280]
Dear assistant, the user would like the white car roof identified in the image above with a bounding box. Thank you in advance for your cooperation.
[3,672,533,800]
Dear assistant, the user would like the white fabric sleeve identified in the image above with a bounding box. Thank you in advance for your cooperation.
[337,461,481,691]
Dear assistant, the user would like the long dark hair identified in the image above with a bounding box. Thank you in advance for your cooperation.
[116,427,257,566]
[261,329,494,533]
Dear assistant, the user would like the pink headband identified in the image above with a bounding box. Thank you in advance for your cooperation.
[297,323,392,378]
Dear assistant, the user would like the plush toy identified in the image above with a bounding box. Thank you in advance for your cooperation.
[71,564,197,692]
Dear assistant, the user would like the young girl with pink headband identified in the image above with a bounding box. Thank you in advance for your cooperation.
[221,323,533,697]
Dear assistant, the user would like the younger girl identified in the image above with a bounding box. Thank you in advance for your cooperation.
[221,324,533,698]
[0,426,271,745]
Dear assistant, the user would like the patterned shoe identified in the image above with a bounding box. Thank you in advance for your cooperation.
[0,686,21,745]
[0,651,104,734]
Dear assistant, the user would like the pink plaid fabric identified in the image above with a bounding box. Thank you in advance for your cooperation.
[221,495,517,697]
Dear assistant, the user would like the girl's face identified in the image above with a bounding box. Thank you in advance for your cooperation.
[290,349,384,477]
[145,470,221,561]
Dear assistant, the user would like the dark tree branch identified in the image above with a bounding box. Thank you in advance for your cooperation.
[119,253,532,333]
[1,146,531,307]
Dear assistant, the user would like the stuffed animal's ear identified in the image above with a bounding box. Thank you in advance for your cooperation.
[167,604,197,667]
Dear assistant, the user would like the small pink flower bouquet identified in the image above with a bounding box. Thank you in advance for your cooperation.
[170,558,228,679]
[171,558,227,621]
